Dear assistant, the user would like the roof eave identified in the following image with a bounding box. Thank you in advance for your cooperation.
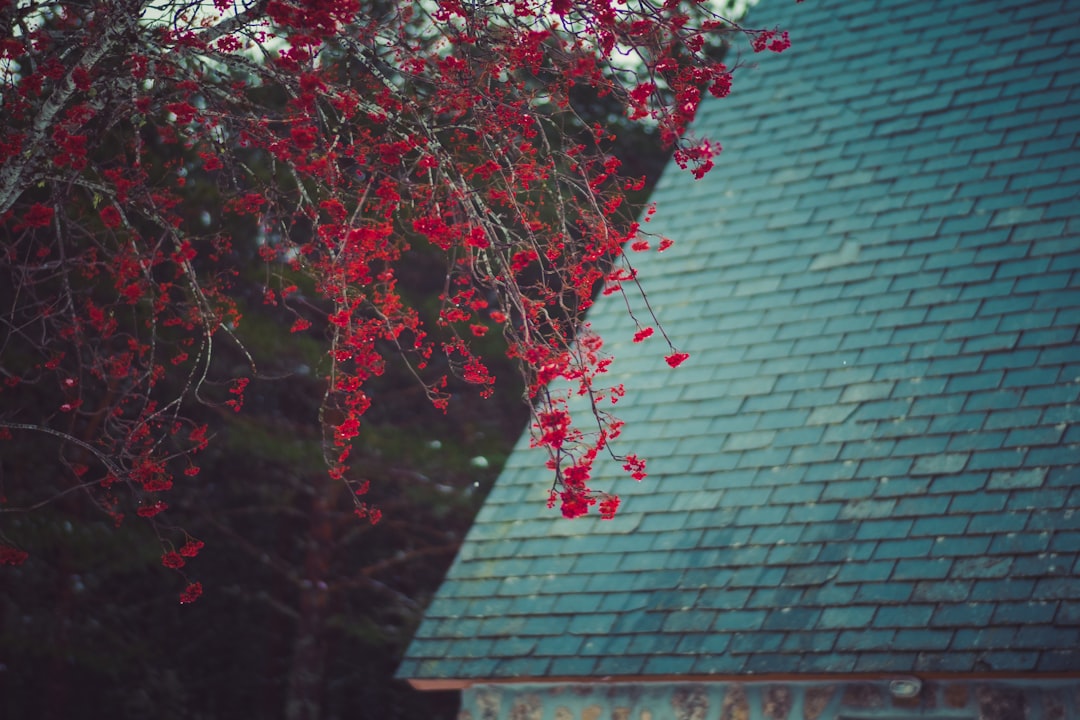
[407,670,1080,691]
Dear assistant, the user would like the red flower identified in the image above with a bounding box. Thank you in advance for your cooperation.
[161,551,185,569]
[0,545,29,565]
[179,582,203,604]
[72,67,92,91]
[752,29,791,54]
[665,352,689,368]
[22,203,54,228]
[136,501,168,518]
[290,125,317,150]
[465,227,489,249]
[709,72,732,99]
[598,495,620,519]
[179,539,204,557]
[320,198,347,222]
[633,327,653,343]
[622,453,647,481]
[166,102,198,123]
[100,206,122,228]
[354,503,382,524]
[335,416,360,442]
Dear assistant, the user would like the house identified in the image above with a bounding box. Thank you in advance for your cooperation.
[397,0,1080,717]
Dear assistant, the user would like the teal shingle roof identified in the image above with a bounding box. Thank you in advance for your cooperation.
[400,0,1080,681]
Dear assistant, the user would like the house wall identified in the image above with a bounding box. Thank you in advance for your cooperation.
[459,680,1080,720]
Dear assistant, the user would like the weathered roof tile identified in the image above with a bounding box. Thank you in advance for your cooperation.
[950,557,1013,582]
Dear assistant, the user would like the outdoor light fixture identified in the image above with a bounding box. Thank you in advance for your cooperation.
[889,677,922,699]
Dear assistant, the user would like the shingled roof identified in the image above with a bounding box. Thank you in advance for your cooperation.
[399,0,1080,684]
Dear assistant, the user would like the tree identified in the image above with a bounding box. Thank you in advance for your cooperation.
[0,0,790,593]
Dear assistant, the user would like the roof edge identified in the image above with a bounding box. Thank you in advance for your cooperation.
[408,671,1080,691]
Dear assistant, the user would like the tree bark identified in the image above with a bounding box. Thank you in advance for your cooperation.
[284,475,336,720]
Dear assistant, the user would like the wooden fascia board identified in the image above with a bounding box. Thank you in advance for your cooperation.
[407,671,1080,691]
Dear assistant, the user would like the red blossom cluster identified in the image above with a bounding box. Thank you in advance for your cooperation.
[0,544,29,566]
[179,582,203,604]
[0,0,789,595]
[751,28,792,53]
